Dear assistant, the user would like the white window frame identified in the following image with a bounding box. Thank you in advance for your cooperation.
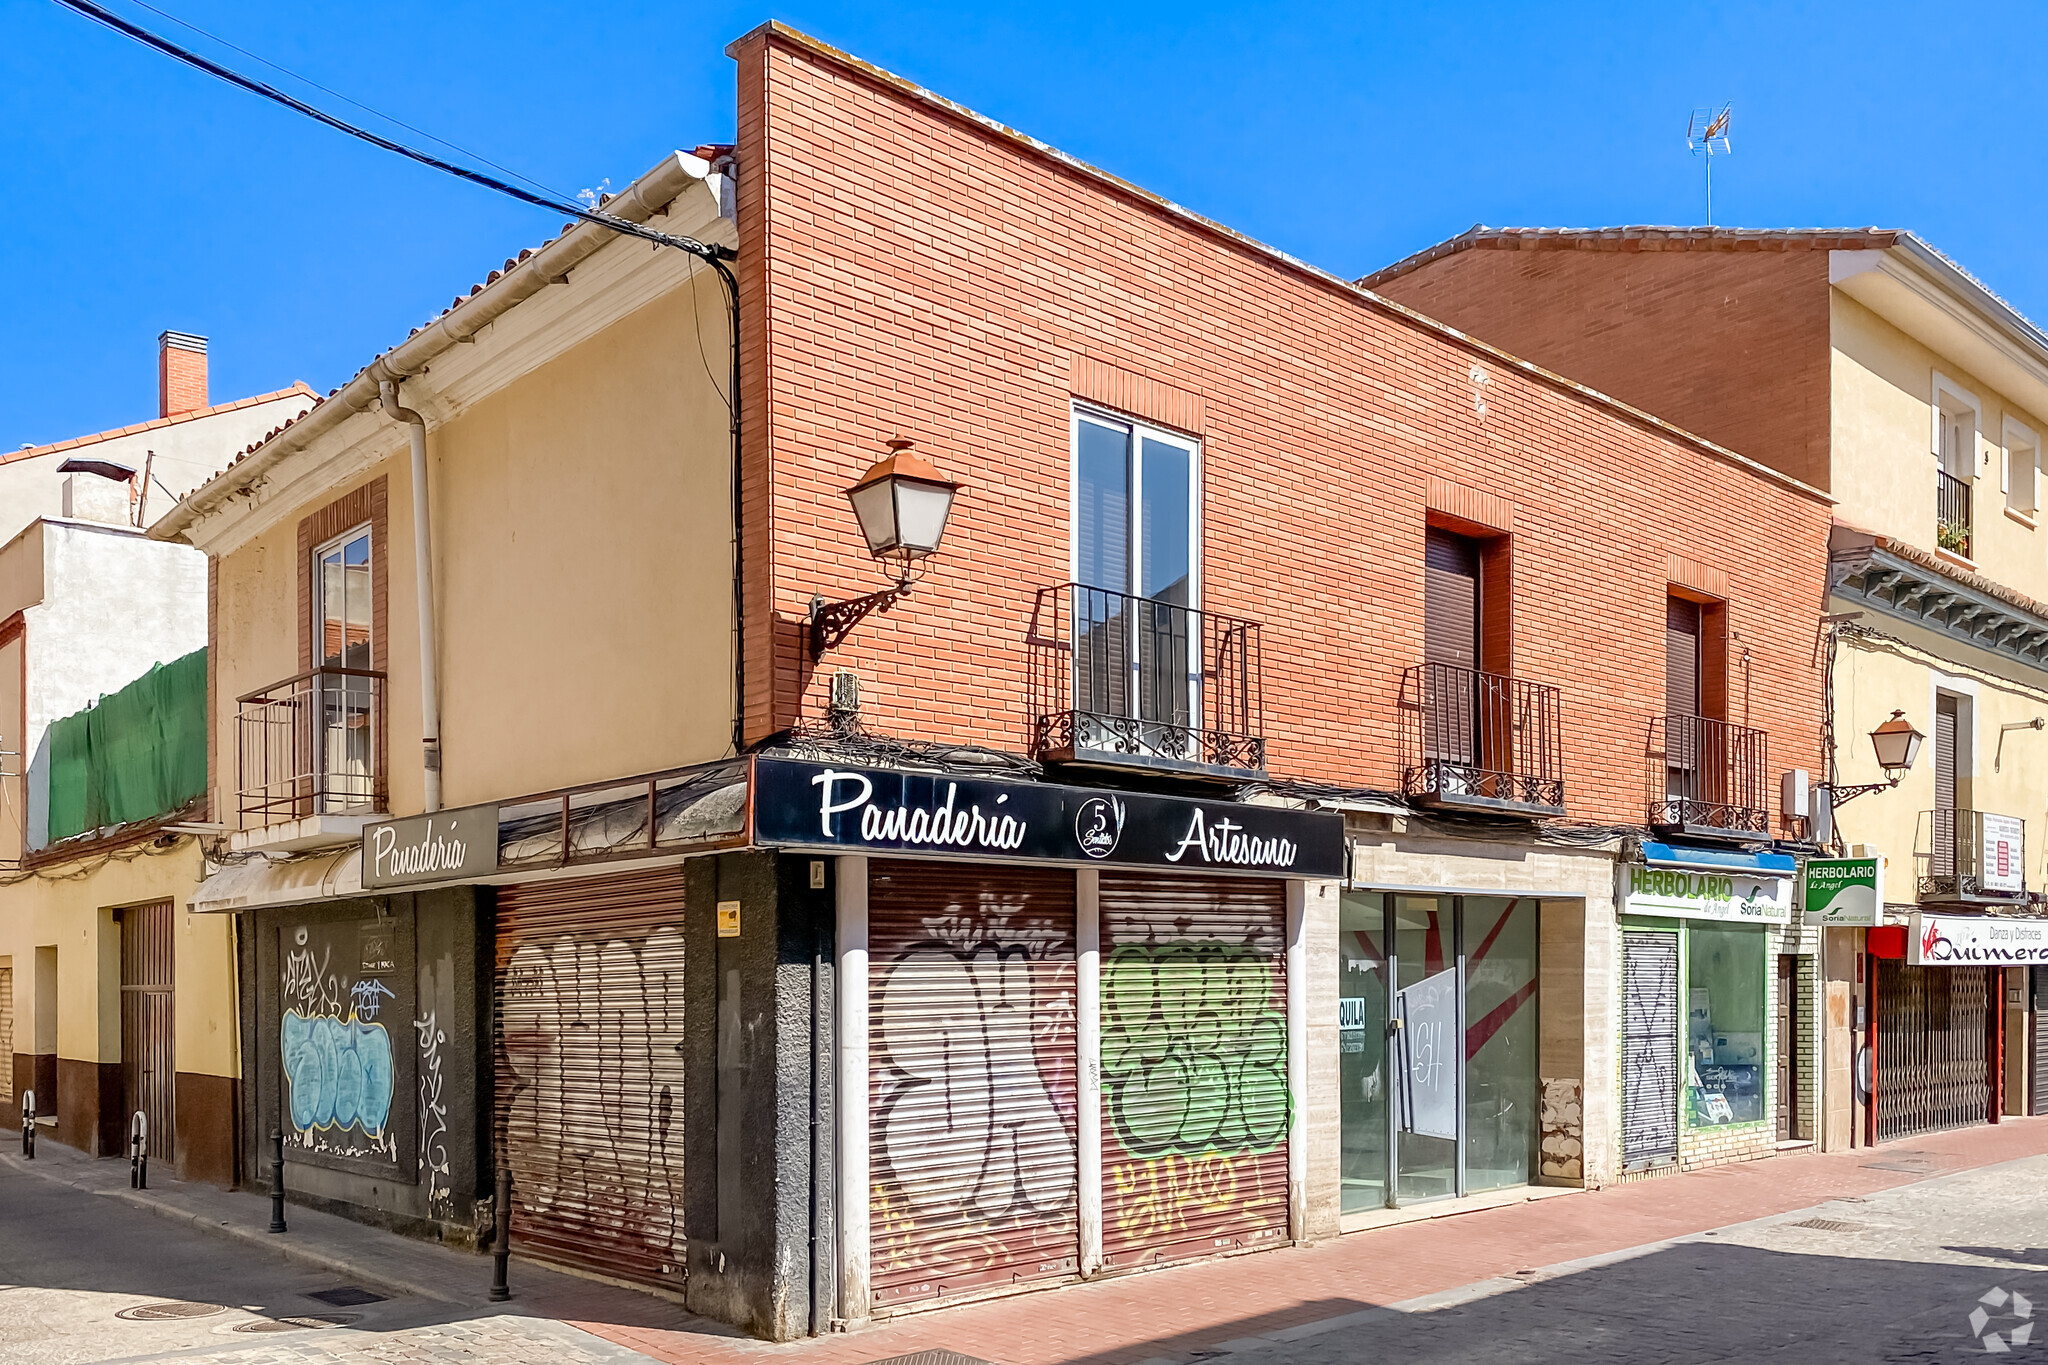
[1067,403,1203,610]
[1932,372,1982,482]
[312,521,374,668]
[2004,415,2039,518]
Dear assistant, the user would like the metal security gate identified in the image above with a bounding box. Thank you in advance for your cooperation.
[1620,931,1679,1169]
[0,962,12,1108]
[867,859,1078,1312]
[120,901,175,1161]
[1874,961,1989,1141]
[2033,967,2048,1117]
[495,867,689,1291]
[1098,872,1288,1270]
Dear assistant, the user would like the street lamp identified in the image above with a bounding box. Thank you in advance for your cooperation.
[1825,710,1925,807]
[807,439,964,659]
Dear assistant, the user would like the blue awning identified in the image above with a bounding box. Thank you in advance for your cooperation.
[1640,842,1796,876]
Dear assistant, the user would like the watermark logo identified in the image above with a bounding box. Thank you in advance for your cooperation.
[1970,1286,2034,1353]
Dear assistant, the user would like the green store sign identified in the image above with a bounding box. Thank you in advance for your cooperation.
[1802,857,1883,926]
[1622,863,1792,923]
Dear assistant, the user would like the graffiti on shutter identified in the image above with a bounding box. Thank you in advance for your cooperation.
[867,860,1079,1310]
[1098,873,1289,1270]
[495,867,689,1289]
[1621,932,1679,1168]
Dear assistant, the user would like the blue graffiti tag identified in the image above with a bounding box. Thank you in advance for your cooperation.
[280,1011,395,1136]
[349,978,397,1021]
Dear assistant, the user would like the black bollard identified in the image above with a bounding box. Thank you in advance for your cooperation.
[20,1091,33,1159]
[267,1129,287,1233]
[488,1165,512,1302]
[131,1111,147,1190]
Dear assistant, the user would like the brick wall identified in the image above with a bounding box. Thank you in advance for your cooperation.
[1368,244,1837,493]
[733,28,1832,824]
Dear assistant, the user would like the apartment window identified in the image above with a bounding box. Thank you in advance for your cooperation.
[2007,419,2039,517]
[1935,376,1979,557]
[314,526,373,670]
[1072,408,1199,728]
[312,525,376,810]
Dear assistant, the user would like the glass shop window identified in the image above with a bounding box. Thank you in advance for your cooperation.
[1686,923,1766,1127]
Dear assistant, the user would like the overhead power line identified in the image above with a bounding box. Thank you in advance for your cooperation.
[50,0,731,263]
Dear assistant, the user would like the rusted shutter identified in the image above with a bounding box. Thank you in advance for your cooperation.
[1874,960,1989,1141]
[867,859,1078,1312]
[1098,872,1289,1271]
[1620,931,1678,1168]
[120,901,175,1162]
[1423,529,1479,670]
[495,867,689,1290]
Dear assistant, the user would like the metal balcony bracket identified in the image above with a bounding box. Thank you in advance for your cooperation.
[807,583,909,660]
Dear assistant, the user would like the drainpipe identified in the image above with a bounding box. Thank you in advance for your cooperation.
[379,379,443,813]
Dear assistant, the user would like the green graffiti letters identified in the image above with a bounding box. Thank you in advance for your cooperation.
[1101,941,1289,1158]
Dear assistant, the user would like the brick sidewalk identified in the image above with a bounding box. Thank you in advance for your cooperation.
[561,1117,2048,1365]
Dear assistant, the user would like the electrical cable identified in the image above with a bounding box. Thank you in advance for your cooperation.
[50,0,730,265]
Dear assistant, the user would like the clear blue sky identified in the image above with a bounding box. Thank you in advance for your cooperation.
[6,0,2047,448]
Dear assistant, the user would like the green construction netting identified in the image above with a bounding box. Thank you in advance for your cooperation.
[45,648,206,842]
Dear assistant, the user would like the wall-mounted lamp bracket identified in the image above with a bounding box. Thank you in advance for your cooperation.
[807,582,910,660]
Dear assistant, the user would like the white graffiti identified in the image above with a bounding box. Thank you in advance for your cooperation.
[873,943,1076,1220]
[415,1012,450,1212]
[498,928,687,1267]
[282,943,342,1015]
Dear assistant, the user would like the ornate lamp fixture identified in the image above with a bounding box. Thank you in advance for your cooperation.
[807,438,963,659]
[1825,710,1925,807]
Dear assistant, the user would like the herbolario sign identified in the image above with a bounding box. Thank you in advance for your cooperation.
[752,757,1345,878]
[1803,857,1883,926]
[361,803,501,890]
[1620,862,1792,923]
[1910,913,2048,965]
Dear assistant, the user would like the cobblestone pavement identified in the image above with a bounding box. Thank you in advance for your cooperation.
[0,1159,653,1365]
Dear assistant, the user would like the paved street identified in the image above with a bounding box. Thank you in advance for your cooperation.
[6,1121,2048,1363]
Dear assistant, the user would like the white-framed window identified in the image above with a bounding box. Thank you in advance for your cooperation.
[1070,405,1201,732]
[1933,373,1981,482]
[311,523,376,811]
[2005,416,2039,517]
[313,524,374,670]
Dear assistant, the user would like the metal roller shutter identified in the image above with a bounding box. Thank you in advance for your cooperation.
[2033,967,2048,1117]
[0,964,12,1108]
[867,859,1079,1312]
[1874,961,1989,1141]
[1423,529,1480,670]
[495,867,689,1291]
[1621,931,1679,1169]
[1098,871,1289,1270]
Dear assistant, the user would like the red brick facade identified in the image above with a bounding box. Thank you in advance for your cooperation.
[732,27,1831,828]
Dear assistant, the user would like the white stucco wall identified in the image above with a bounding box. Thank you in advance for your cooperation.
[18,520,207,847]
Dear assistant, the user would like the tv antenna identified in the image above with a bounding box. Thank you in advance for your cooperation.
[1686,105,1732,226]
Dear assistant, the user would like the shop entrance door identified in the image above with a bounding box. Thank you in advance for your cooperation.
[1338,893,1537,1212]
[1776,955,1800,1141]
[120,901,175,1167]
[1621,931,1680,1169]
[1873,960,1990,1140]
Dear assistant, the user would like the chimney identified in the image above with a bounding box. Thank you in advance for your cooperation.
[158,331,208,418]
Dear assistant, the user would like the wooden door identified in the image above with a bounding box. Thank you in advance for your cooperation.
[120,901,175,1162]
[1776,955,1799,1141]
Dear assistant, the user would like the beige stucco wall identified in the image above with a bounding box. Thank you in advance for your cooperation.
[0,841,226,1074]
[1828,611,2048,892]
[210,279,735,824]
[1832,291,2048,601]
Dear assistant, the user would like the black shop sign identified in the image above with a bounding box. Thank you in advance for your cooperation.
[753,757,1343,878]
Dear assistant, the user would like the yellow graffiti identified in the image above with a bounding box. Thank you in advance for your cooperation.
[1107,1150,1273,1246]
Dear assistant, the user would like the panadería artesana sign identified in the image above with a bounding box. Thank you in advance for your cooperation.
[753,757,1344,878]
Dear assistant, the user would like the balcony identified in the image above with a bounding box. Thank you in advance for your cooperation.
[1027,582,1265,782]
[1647,714,1770,841]
[1916,809,2026,904]
[235,667,386,851]
[1398,663,1564,818]
[1937,467,1972,559]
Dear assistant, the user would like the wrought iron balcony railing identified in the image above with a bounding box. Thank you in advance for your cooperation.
[1916,808,2026,904]
[236,667,386,826]
[1398,663,1564,817]
[1027,582,1265,779]
[1647,713,1770,840]
[1938,467,1972,558]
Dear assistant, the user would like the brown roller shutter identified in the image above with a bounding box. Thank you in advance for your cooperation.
[495,866,689,1290]
[867,859,1078,1312]
[1664,597,1700,719]
[1424,529,1479,669]
[1934,695,1959,810]
[1098,872,1289,1271]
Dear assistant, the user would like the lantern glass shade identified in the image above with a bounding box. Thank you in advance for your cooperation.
[844,449,961,566]
[1869,710,1924,774]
